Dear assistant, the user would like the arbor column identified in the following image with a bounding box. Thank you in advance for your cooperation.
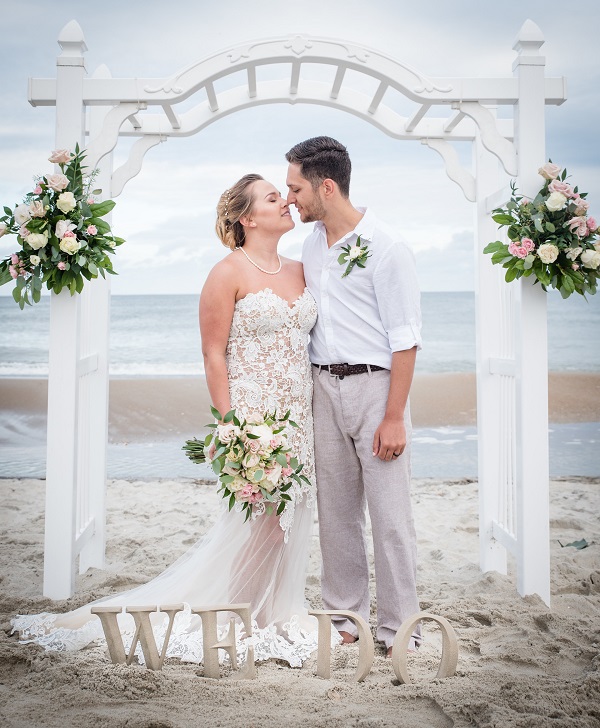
[512,20,551,606]
[44,20,88,598]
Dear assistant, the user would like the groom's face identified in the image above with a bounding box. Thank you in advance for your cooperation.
[286,164,326,223]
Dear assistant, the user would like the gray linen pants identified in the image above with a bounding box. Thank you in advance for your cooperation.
[312,367,420,648]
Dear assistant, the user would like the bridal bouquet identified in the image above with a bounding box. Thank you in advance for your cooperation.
[0,145,124,308]
[183,408,310,521]
[483,162,598,298]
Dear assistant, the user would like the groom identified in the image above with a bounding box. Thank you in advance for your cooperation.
[285,136,422,655]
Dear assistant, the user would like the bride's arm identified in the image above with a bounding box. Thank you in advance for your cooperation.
[199,263,237,418]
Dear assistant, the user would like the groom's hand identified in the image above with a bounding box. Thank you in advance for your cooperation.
[372,417,406,461]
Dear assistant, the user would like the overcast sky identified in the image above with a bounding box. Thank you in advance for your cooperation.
[1,0,599,294]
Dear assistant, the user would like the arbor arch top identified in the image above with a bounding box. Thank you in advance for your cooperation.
[31,20,566,200]
[35,19,566,607]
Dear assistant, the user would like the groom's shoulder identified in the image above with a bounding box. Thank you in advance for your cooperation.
[369,214,411,253]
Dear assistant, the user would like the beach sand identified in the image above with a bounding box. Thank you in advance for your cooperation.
[1,372,599,441]
[1,475,599,727]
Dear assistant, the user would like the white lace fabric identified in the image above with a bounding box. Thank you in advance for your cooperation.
[12,288,333,668]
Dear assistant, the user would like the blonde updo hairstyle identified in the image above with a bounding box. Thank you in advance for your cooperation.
[216,173,264,250]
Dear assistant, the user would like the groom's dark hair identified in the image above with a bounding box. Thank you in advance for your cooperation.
[285,136,351,198]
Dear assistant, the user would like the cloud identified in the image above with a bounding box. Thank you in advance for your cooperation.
[1,0,599,298]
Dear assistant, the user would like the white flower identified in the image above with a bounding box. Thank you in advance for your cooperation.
[537,243,559,264]
[348,245,363,260]
[242,452,260,468]
[55,219,76,239]
[545,191,567,212]
[29,255,41,266]
[264,462,283,487]
[56,191,77,214]
[566,247,583,261]
[59,236,80,255]
[216,423,241,443]
[228,476,247,492]
[581,249,600,269]
[246,423,275,446]
[26,231,49,250]
[14,204,31,225]
[0,222,7,237]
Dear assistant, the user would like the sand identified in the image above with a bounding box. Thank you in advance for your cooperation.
[1,475,599,727]
[1,372,599,442]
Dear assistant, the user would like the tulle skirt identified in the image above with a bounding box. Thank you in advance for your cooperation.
[12,496,326,667]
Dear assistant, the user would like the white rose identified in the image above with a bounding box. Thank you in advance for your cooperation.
[581,249,600,269]
[55,219,76,239]
[56,191,77,214]
[545,191,567,212]
[14,204,31,225]
[242,452,260,468]
[0,222,7,237]
[26,231,49,250]
[265,462,283,487]
[228,476,247,493]
[216,423,241,443]
[537,243,559,264]
[566,247,583,261]
[246,423,275,446]
[30,255,41,266]
[348,245,362,260]
[59,236,80,255]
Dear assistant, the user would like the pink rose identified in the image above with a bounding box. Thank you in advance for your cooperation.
[282,466,293,478]
[573,198,590,216]
[55,219,76,239]
[86,225,98,236]
[548,179,573,197]
[87,197,95,205]
[567,217,589,237]
[248,439,261,453]
[248,491,263,504]
[508,242,528,259]
[587,217,598,232]
[538,162,561,180]
[57,261,67,270]
[9,265,18,279]
[521,237,535,253]
[28,200,46,218]
[45,173,69,192]
[33,185,42,195]
[11,253,19,265]
[48,149,73,165]
[208,443,216,460]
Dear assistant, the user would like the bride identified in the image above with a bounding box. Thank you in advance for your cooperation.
[12,173,333,667]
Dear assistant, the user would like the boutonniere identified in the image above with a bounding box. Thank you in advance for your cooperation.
[338,235,371,277]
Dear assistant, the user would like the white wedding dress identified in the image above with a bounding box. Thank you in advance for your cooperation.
[13,288,332,667]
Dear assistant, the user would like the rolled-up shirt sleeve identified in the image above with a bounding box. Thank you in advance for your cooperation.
[373,240,422,352]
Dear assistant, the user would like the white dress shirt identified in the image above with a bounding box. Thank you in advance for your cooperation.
[302,207,422,369]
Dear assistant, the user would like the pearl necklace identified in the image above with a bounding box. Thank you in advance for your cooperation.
[238,246,282,275]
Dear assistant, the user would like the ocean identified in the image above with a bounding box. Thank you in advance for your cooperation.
[1,292,598,478]
[1,291,599,377]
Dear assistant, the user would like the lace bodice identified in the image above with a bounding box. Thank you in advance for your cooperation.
[226,288,317,537]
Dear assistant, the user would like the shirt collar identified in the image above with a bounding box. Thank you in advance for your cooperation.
[314,207,375,247]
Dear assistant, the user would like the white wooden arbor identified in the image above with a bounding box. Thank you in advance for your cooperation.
[32,20,566,603]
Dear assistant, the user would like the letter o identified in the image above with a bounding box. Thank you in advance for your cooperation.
[391,611,458,684]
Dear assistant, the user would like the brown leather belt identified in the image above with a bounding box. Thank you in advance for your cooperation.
[313,363,386,379]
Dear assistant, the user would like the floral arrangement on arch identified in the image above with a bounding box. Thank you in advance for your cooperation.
[0,146,124,308]
[182,408,310,522]
[483,162,598,298]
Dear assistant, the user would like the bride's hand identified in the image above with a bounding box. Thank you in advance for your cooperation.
[372,418,406,461]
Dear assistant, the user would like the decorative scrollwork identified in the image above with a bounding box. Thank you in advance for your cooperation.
[284,36,313,56]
